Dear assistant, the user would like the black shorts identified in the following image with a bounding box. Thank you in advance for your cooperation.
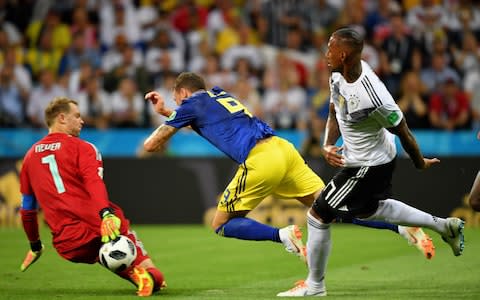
[312,159,396,223]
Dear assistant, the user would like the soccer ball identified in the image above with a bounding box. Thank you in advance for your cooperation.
[99,235,137,272]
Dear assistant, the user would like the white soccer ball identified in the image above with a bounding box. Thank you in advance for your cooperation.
[99,235,137,272]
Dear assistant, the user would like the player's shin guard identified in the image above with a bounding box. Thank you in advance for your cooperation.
[306,210,331,293]
[117,265,136,283]
[215,217,281,242]
[366,199,447,234]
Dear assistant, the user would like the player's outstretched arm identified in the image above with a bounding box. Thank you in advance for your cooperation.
[144,124,178,152]
[388,119,440,169]
[145,91,174,117]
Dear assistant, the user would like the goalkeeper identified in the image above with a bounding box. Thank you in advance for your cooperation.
[19,97,165,297]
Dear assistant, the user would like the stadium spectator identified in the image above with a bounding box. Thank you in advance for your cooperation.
[303,0,339,33]
[263,52,308,130]
[406,0,445,54]
[202,52,234,89]
[263,74,307,130]
[364,0,399,39]
[59,31,101,75]
[187,34,210,73]
[397,71,430,129]
[220,22,262,73]
[278,28,465,297]
[305,28,328,69]
[144,27,185,82]
[214,11,258,55]
[378,10,417,97]
[0,0,34,34]
[443,2,480,47]
[1,46,32,93]
[24,30,64,80]
[101,33,143,74]
[67,61,94,97]
[25,8,71,51]
[69,7,98,50]
[170,0,208,34]
[0,9,22,45]
[19,97,165,296]
[27,69,66,127]
[231,57,261,90]
[206,0,236,39]
[137,0,169,43]
[99,0,140,49]
[143,71,436,272]
[0,65,27,126]
[428,77,471,130]
[104,45,149,94]
[283,27,309,85]
[420,51,460,94]
[333,0,367,39]
[260,0,306,47]
[76,76,111,129]
[110,77,145,128]
[451,31,480,78]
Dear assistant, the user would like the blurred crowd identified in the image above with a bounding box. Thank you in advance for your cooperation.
[1,0,480,154]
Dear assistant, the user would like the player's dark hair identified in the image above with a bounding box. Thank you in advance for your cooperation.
[174,72,206,92]
[45,97,78,127]
[333,28,364,55]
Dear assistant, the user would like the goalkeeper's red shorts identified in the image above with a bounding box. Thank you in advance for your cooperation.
[57,228,150,265]
[53,207,149,265]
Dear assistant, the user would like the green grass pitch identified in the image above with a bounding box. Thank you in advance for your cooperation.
[1,224,479,299]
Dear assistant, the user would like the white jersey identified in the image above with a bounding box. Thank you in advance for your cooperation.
[329,60,403,167]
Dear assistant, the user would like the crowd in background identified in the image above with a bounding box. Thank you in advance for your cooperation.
[1,0,480,155]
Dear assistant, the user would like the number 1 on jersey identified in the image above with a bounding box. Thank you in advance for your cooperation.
[42,154,66,194]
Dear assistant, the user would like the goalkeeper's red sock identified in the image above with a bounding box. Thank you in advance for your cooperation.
[117,266,135,283]
[146,267,165,291]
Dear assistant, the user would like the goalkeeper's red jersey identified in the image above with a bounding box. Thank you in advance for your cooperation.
[20,133,129,250]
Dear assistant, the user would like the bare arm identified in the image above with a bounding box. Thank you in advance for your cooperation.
[145,91,174,117]
[323,103,340,146]
[387,118,440,169]
[322,103,344,167]
[469,171,480,211]
[143,124,178,152]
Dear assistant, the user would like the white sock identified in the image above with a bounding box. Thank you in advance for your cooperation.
[306,210,331,292]
[366,199,447,235]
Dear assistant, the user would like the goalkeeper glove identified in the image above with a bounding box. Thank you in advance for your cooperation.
[20,240,44,272]
[100,207,121,243]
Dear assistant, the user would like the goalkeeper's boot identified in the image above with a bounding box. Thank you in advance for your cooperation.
[399,226,435,259]
[441,217,465,256]
[20,243,44,271]
[131,267,154,297]
[277,280,327,297]
[279,225,307,263]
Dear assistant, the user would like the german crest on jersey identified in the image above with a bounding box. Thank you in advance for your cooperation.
[347,94,360,112]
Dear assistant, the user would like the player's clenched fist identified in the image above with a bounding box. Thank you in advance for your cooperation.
[100,208,121,243]
[145,91,165,113]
